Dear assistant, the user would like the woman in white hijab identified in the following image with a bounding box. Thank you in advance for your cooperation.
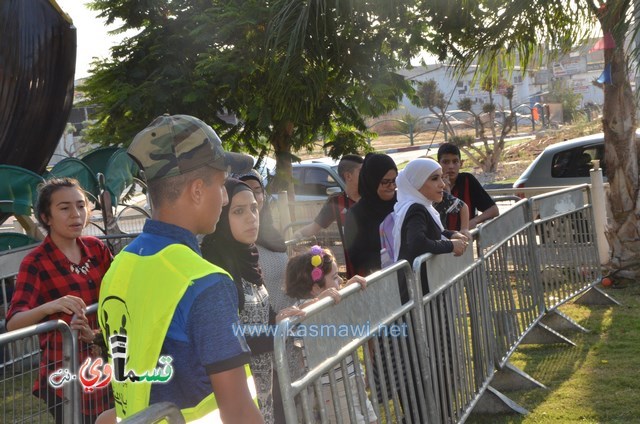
[393,158,468,298]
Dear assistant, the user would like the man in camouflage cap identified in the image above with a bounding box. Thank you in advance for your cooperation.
[128,114,253,181]
[99,115,263,423]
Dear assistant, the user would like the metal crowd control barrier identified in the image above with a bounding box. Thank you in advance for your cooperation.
[412,245,496,423]
[1,185,614,423]
[476,199,552,365]
[285,235,318,258]
[530,185,616,318]
[272,183,614,423]
[0,320,75,423]
[0,306,113,424]
[274,260,436,423]
[76,303,115,422]
[0,243,117,423]
[0,244,33,320]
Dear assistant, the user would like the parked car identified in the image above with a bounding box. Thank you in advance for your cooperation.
[513,132,607,190]
[421,113,472,131]
[291,159,344,200]
[265,158,345,202]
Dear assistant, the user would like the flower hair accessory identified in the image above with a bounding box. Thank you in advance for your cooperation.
[309,245,325,282]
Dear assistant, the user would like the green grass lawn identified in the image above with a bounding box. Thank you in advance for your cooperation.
[467,282,640,424]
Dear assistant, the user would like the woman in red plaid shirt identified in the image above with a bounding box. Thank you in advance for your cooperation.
[6,178,113,423]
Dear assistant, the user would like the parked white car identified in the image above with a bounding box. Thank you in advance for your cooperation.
[289,159,344,200]
[264,158,345,202]
[513,133,606,190]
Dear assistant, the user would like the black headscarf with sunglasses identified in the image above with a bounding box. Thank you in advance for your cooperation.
[344,153,397,276]
[357,153,398,222]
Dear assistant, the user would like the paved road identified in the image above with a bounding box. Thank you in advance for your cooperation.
[388,146,436,164]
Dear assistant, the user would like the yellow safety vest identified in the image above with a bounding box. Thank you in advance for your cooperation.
[98,243,253,422]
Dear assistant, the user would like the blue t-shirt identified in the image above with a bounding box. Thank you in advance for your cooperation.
[124,219,251,409]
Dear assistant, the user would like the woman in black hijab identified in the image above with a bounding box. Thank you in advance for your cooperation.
[344,153,398,276]
[237,171,300,424]
[236,171,294,314]
[201,178,277,422]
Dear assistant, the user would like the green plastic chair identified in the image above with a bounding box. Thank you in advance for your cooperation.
[48,157,101,203]
[80,146,120,179]
[104,149,140,205]
[0,165,45,216]
[0,232,38,252]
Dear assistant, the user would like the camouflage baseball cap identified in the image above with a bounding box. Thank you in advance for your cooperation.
[127,114,253,181]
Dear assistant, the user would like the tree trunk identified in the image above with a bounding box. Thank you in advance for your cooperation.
[488,97,515,174]
[270,120,295,201]
[601,27,640,279]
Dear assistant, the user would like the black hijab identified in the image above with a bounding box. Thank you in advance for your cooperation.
[357,153,398,222]
[201,178,264,311]
[237,171,287,253]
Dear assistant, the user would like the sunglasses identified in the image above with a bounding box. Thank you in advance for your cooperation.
[379,178,397,188]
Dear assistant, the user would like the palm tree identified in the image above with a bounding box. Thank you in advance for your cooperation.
[435,0,639,279]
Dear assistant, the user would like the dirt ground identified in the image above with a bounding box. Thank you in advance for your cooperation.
[299,122,601,184]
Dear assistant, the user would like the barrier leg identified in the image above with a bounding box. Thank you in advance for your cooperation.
[472,386,529,415]
[541,309,589,334]
[573,286,620,306]
[520,322,575,346]
[491,361,547,392]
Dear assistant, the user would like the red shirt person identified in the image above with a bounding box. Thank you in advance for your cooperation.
[6,178,113,424]
[437,143,499,231]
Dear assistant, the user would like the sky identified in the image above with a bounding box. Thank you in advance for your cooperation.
[55,0,126,79]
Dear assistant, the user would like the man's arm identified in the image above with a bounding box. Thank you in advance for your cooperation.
[469,204,499,229]
[293,221,323,239]
[211,366,264,424]
[463,174,499,229]
[459,203,472,238]
[188,276,259,421]
[293,196,338,239]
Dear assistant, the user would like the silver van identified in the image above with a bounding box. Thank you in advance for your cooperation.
[513,133,606,190]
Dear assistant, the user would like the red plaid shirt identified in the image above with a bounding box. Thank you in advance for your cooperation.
[7,235,113,415]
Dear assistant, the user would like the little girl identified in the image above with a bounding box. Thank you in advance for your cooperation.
[285,246,377,424]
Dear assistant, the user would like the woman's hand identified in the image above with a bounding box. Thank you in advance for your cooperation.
[70,314,95,343]
[452,239,467,256]
[346,275,367,290]
[44,295,87,317]
[276,306,306,323]
[450,232,468,242]
[459,229,472,241]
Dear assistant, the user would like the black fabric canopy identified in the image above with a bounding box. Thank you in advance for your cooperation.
[0,0,76,224]
[0,0,76,172]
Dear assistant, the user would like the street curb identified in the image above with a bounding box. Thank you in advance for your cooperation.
[383,143,439,154]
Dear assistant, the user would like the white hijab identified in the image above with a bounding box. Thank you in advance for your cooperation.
[392,158,445,261]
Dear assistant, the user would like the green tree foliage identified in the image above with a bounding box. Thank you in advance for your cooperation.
[415,79,458,137]
[420,76,515,173]
[82,0,432,192]
[416,79,446,111]
[322,125,374,160]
